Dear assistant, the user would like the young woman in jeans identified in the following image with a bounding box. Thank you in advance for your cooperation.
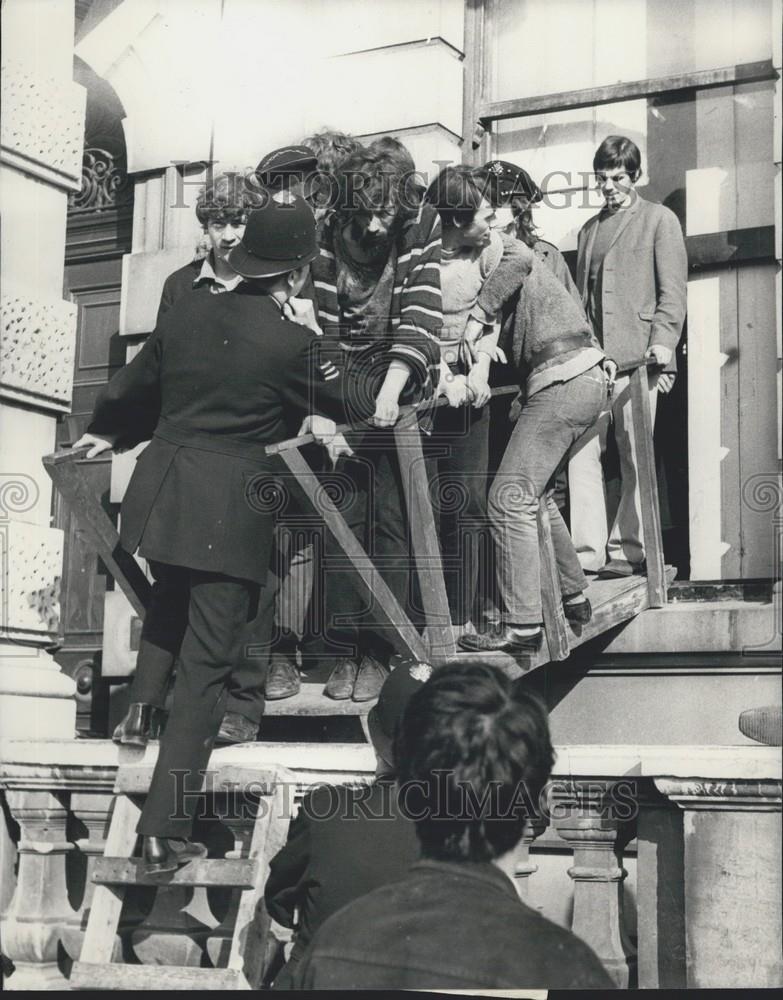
[422,166,533,632]
[459,250,616,654]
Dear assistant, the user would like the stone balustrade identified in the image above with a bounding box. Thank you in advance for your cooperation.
[0,740,780,990]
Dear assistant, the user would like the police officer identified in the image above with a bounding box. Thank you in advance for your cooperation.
[75,196,372,874]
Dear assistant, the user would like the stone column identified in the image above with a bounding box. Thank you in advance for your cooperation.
[655,777,783,988]
[1,790,74,990]
[635,780,687,988]
[513,814,548,901]
[0,0,85,737]
[552,779,637,988]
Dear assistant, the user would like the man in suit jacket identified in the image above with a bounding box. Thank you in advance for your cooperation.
[287,661,614,991]
[74,197,378,875]
[569,135,687,576]
[266,659,425,988]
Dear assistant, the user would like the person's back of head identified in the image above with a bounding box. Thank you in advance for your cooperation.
[395,660,554,862]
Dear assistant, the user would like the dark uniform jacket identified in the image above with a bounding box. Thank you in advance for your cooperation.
[88,287,364,584]
[288,859,615,991]
[266,779,419,986]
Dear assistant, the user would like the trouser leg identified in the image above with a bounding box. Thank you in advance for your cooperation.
[568,412,611,572]
[225,572,275,725]
[430,405,489,626]
[137,569,256,838]
[606,372,659,565]
[127,561,189,707]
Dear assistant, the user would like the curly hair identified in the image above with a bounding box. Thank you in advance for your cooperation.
[333,145,420,226]
[394,660,554,862]
[303,129,363,175]
[195,171,265,227]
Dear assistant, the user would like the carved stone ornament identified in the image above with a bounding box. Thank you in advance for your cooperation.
[0,61,85,189]
[0,292,77,411]
[69,147,132,213]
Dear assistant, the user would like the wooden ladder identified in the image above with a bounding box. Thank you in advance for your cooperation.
[70,762,293,990]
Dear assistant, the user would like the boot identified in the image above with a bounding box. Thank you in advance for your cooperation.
[112,703,162,748]
[143,836,207,876]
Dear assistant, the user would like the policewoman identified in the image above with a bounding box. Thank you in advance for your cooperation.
[75,195,368,874]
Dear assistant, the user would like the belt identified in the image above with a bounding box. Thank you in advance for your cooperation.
[154,417,276,465]
[528,333,594,371]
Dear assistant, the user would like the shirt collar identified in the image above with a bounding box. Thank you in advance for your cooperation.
[193,253,244,292]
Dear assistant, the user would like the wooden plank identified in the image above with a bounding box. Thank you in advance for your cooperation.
[78,794,141,964]
[686,227,775,271]
[629,367,667,607]
[719,269,742,577]
[537,505,570,662]
[70,962,250,991]
[228,779,292,987]
[478,59,777,122]
[737,263,780,577]
[394,413,456,663]
[278,447,428,662]
[92,857,258,889]
[42,446,151,618]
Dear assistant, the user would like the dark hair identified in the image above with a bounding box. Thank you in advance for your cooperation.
[394,660,554,862]
[593,135,642,178]
[303,129,363,175]
[368,135,424,207]
[333,146,418,225]
[195,171,264,227]
[423,165,486,230]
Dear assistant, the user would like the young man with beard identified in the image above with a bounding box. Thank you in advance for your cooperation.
[311,144,442,701]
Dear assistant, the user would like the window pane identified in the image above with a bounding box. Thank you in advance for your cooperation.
[491,80,775,250]
[489,0,773,102]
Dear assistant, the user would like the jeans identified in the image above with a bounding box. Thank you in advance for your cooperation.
[488,366,606,624]
[425,403,489,625]
[322,430,419,659]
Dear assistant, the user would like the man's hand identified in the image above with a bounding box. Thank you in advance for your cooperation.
[72,433,116,458]
[371,392,400,427]
[602,357,617,395]
[297,415,353,466]
[283,298,322,336]
[646,343,672,367]
[655,372,676,394]
[297,414,337,441]
[466,368,491,408]
[440,373,469,408]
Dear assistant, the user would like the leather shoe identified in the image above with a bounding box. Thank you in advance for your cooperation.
[265,653,301,700]
[324,657,359,700]
[215,711,258,745]
[143,836,207,876]
[112,703,163,748]
[352,654,389,703]
[458,623,543,654]
[597,559,646,579]
[563,597,592,624]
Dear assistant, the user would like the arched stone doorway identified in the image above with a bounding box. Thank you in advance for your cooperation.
[52,55,133,734]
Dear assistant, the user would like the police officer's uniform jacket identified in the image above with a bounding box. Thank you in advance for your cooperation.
[88,285,361,584]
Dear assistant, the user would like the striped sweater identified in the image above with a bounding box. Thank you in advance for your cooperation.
[311,203,443,394]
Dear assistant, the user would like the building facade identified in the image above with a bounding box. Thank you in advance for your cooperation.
[0,0,781,990]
